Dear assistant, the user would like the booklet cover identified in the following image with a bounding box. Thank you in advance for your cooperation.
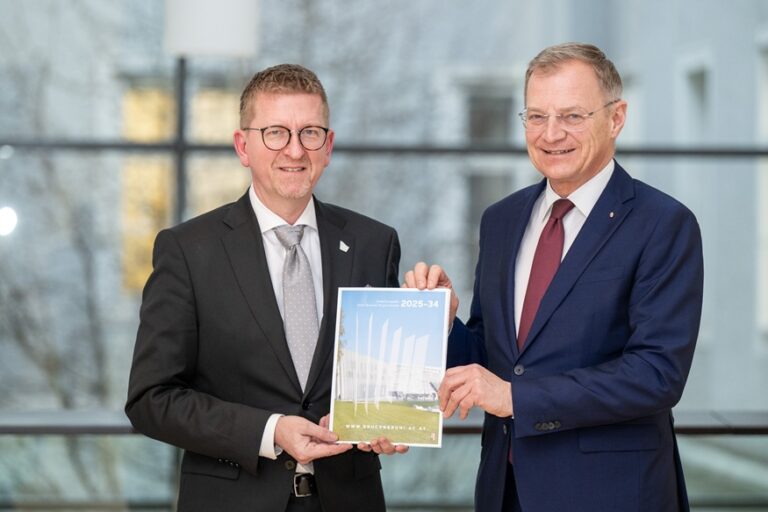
[329,287,450,447]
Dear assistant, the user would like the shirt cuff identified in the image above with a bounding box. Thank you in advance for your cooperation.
[259,413,284,459]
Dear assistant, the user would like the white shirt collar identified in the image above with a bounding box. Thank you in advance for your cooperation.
[248,186,318,233]
[538,159,615,222]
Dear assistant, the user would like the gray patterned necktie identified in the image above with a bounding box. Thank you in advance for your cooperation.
[273,225,319,390]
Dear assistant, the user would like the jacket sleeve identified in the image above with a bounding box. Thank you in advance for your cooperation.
[385,228,401,288]
[125,229,269,476]
[513,203,704,437]
[447,217,489,369]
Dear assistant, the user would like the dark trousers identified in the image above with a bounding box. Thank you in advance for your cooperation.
[502,463,523,512]
[286,494,322,512]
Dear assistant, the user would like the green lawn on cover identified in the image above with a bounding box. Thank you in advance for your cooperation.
[332,400,441,445]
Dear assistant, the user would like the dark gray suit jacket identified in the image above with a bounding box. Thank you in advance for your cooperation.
[126,192,400,512]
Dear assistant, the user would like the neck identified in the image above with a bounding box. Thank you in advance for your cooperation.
[273,200,310,225]
[550,155,614,197]
[252,188,312,225]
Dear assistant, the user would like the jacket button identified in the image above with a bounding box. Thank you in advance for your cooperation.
[513,365,525,376]
[534,422,543,431]
[285,460,296,471]
[553,421,561,429]
[302,400,311,410]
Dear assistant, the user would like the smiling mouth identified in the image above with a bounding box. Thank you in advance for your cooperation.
[543,148,575,155]
[279,166,306,172]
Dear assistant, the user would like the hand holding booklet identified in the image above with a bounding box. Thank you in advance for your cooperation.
[329,287,450,448]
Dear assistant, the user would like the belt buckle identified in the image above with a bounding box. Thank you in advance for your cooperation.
[293,473,313,498]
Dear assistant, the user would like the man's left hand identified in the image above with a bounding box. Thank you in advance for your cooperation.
[438,364,513,419]
[356,438,410,455]
[319,415,409,455]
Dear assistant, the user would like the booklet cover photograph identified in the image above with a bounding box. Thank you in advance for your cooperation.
[329,287,450,447]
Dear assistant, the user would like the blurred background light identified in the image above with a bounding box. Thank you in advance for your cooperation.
[0,206,18,236]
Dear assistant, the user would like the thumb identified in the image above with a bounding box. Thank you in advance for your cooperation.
[305,421,338,443]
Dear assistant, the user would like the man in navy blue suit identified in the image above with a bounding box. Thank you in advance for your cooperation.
[406,43,703,511]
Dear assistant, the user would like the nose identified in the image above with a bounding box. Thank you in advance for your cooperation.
[542,116,566,142]
[282,131,306,159]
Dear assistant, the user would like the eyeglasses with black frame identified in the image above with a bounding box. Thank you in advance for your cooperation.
[242,125,329,151]
[518,99,620,131]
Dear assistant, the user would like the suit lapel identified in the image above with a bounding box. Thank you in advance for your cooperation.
[520,165,635,354]
[502,181,546,358]
[304,198,354,394]
[221,193,302,394]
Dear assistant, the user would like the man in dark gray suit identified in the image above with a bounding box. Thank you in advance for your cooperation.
[126,64,403,512]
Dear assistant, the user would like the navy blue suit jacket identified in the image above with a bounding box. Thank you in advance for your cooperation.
[449,162,703,512]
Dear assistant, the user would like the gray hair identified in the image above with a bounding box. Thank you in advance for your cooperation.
[524,43,622,104]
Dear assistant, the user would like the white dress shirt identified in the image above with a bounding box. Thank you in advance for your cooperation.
[249,186,323,473]
[514,160,615,335]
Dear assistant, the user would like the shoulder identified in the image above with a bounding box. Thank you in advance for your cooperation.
[481,181,543,226]
[173,201,237,232]
[157,197,246,248]
[630,178,698,227]
[606,161,695,223]
[317,200,398,237]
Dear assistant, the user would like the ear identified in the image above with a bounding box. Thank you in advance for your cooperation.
[323,129,335,163]
[233,130,250,167]
[610,100,628,139]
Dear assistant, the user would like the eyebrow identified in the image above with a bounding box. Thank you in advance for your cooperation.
[526,105,584,112]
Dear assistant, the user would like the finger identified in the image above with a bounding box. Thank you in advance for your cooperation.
[427,264,445,289]
[367,439,383,454]
[413,261,429,289]
[437,370,466,410]
[319,414,330,429]
[371,437,394,455]
[458,394,476,420]
[449,290,459,323]
[438,386,449,412]
[304,422,339,444]
[298,442,352,464]
[438,378,456,411]
[403,270,416,288]
[395,444,410,454]
[357,442,372,452]
[444,383,472,419]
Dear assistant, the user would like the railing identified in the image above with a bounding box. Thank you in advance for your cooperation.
[2,408,767,435]
[1,410,767,511]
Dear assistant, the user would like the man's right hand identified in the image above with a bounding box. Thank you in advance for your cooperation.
[403,262,459,326]
[274,415,352,465]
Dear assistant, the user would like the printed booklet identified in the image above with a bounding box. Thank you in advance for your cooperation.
[329,287,450,447]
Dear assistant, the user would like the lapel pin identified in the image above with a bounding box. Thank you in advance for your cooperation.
[609,211,615,218]
[339,241,350,253]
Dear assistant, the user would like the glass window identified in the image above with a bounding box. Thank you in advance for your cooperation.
[2,2,768,510]
[187,155,250,217]
[0,152,171,410]
[121,156,174,291]
[468,95,514,144]
[0,434,176,510]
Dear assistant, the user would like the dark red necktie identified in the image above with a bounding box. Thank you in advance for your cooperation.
[517,199,575,350]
